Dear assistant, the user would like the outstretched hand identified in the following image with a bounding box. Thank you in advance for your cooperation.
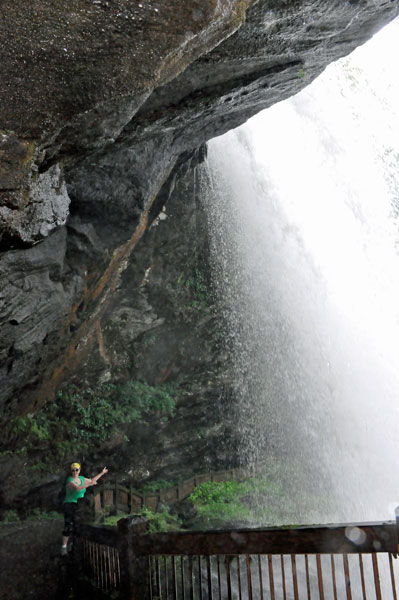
[102,467,109,475]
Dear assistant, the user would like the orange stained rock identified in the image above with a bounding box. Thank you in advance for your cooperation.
[35,207,150,408]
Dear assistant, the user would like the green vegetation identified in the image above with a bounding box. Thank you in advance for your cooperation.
[103,514,127,527]
[25,509,62,521]
[141,479,178,494]
[187,472,320,529]
[96,463,325,533]
[298,68,305,80]
[103,507,182,533]
[0,509,62,524]
[178,268,210,310]
[9,380,178,468]
[1,510,20,523]
[139,506,183,533]
[100,472,307,532]
[188,478,285,527]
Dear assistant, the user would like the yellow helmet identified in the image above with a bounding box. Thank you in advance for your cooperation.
[70,462,81,470]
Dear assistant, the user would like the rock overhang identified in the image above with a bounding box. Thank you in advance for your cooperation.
[1,0,399,420]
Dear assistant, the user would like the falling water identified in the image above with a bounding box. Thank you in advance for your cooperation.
[202,17,399,524]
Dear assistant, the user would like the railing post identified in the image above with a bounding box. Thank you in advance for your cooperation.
[117,516,151,600]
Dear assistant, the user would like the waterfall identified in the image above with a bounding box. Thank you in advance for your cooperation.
[201,17,399,524]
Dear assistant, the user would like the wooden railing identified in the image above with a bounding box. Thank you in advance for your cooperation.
[77,516,399,599]
[80,525,121,593]
[92,467,253,519]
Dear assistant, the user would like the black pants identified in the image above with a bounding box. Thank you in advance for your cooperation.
[62,501,82,537]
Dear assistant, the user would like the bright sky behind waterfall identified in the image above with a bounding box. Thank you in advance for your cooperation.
[244,15,399,368]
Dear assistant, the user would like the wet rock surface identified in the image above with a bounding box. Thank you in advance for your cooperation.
[1,0,399,529]
[0,520,63,600]
[0,0,248,142]
[1,0,398,425]
[60,151,238,487]
[0,163,70,249]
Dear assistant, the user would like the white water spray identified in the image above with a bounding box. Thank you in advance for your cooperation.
[203,17,399,523]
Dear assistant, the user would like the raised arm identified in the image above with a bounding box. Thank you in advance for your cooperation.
[91,466,108,484]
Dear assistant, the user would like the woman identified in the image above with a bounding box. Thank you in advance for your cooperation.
[61,462,108,555]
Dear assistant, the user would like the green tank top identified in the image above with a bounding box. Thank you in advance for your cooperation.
[64,475,86,503]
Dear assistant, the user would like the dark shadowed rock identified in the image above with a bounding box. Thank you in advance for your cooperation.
[171,498,199,524]
[0,519,63,600]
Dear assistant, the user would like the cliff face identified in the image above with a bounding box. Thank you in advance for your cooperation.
[1,1,399,492]
[1,0,254,420]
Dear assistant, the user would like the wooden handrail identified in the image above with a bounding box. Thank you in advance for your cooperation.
[77,517,399,599]
[125,520,399,556]
[80,519,399,556]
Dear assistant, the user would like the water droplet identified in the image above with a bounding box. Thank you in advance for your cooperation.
[345,526,366,545]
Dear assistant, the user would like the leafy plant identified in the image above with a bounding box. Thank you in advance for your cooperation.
[1,509,62,525]
[188,477,292,528]
[178,268,210,309]
[1,509,20,523]
[25,509,62,521]
[139,506,183,533]
[190,480,247,505]
[103,514,128,527]
[117,381,176,418]
[142,479,178,494]
[103,506,183,532]
[8,379,178,467]
[11,415,50,443]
